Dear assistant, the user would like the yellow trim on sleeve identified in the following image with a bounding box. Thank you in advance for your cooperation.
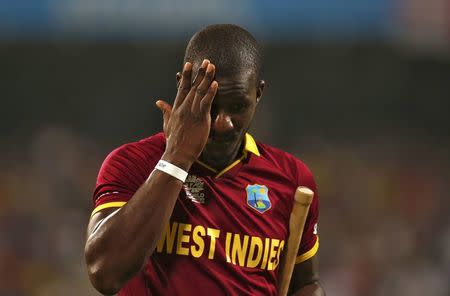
[91,201,127,216]
[295,236,319,264]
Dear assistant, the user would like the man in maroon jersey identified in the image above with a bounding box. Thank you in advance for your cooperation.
[85,24,325,296]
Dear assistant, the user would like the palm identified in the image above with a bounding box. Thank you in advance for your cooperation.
[156,60,218,163]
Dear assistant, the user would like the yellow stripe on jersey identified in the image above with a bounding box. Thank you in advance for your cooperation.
[295,236,319,264]
[215,151,247,178]
[196,159,218,173]
[91,201,127,216]
[196,133,261,178]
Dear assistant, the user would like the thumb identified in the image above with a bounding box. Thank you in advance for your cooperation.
[155,99,172,113]
[155,100,172,118]
[155,100,173,134]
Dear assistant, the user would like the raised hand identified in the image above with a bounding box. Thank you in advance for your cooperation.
[156,59,218,170]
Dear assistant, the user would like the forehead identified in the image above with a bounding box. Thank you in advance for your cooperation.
[215,72,257,97]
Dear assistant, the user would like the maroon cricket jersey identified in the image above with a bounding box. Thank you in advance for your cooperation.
[92,132,319,296]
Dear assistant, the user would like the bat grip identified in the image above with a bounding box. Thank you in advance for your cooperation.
[277,186,314,296]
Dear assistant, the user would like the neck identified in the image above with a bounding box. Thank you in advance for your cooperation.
[199,139,245,171]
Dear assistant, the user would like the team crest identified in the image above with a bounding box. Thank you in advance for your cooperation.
[246,184,271,213]
[183,175,205,204]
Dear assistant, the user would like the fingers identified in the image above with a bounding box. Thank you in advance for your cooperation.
[192,63,216,113]
[155,99,172,124]
[156,99,172,113]
[173,62,192,109]
[173,59,216,116]
[192,59,210,87]
[199,81,218,115]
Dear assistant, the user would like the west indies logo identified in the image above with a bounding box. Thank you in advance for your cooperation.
[246,184,271,213]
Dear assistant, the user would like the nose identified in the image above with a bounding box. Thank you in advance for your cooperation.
[211,110,234,133]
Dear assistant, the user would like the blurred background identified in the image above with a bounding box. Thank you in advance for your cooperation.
[1,0,449,295]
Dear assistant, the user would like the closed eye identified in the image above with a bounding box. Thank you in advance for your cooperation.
[229,102,248,113]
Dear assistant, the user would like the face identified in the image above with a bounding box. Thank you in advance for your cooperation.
[178,70,264,169]
[202,72,263,169]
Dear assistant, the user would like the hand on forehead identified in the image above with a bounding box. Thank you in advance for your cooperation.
[189,59,255,80]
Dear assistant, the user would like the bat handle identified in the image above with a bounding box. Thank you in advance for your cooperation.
[294,186,314,206]
[277,186,314,296]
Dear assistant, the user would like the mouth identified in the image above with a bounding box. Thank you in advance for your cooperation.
[201,132,244,166]
[208,134,237,146]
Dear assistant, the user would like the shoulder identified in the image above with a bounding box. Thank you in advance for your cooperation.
[93,132,166,202]
[255,140,316,188]
[105,132,165,164]
[98,132,166,178]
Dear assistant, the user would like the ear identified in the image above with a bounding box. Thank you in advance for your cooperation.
[256,80,265,104]
[176,72,182,88]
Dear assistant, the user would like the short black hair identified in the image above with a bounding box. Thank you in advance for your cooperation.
[184,24,262,79]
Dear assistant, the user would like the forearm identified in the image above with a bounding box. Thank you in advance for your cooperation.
[86,60,217,294]
[85,153,192,294]
[291,282,325,296]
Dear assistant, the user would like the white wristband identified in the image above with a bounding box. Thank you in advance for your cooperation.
[154,160,188,183]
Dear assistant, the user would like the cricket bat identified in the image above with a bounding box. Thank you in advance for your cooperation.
[277,186,314,296]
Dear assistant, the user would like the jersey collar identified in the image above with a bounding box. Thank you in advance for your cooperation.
[194,133,260,178]
[244,133,260,157]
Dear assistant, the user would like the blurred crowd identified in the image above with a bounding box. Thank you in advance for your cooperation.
[0,127,101,295]
[300,133,450,296]
[0,126,448,296]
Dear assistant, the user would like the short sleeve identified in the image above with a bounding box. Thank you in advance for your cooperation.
[294,160,319,264]
[92,140,161,215]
